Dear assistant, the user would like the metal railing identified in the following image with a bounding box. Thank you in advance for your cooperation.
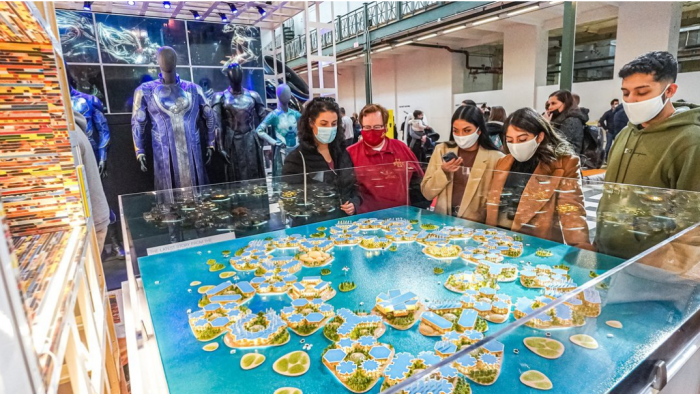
[284,1,440,61]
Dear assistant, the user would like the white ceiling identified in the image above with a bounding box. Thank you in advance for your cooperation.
[54,1,307,29]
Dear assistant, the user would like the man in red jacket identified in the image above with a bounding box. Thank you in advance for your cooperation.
[347,104,427,213]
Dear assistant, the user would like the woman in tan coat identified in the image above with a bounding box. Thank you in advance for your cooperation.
[486,107,592,249]
[421,106,504,222]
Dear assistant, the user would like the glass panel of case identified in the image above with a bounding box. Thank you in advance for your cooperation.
[187,21,262,68]
[56,10,99,63]
[120,163,700,394]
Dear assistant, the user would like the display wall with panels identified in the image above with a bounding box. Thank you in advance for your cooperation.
[56,9,265,114]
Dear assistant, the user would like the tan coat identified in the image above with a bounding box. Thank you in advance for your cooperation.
[485,154,592,250]
[421,143,504,223]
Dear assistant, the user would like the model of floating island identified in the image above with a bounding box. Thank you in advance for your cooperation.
[339,281,357,292]
[356,218,382,231]
[309,232,326,238]
[372,289,425,330]
[230,249,270,271]
[323,308,385,342]
[520,370,552,391]
[321,268,331,275]
[535,248,553,257]
[274,388,302,394]
[570,334,599,349]
[250,270,298,295]
[519,265,576,291]
[298,250,334,268]
[262,256,303,274]
[280,298,335,336]
[385,230,419,243]
[416,231,449,247]
[224,309,290,348]
[330,221,360,234]
[330,233,361,247]
[202,342,219,352]
[380,218,413,232]
[459,292,512,324]
[317,226,327,231]
[419,302,489,336]
[423,243,462,260]
[419,223,440,231]
[199,280,256,308]
[219,271,236,279]
[444,272,497,294]
[606,320,623,329]
[389,245,398,252]
[452,342,505,386]
[273,351,310,377]
[188,303,251,341]
[514,295,589,329]
[322,337,394,393]
[240,353,266,370]
[524,337,565,359]
[381,351,459,393]
[359,236,393,251]
[434,267,444,275]
[288,276,336,301]
[270,235,305,250]
[190,281,201,287]
[475,261,518,282]
[436,225,473,240]
[299,239,334,253]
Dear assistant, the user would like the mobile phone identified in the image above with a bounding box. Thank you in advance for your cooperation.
[442,152,458,162]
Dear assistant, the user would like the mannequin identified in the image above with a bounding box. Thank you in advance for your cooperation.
[255,84,301,176]
[212,63,268,182]
[68,73,110,177]
[131,46,215,191]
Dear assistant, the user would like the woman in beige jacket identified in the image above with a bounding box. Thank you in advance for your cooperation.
[421,106,504,223]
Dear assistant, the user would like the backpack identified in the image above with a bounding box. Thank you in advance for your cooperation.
[580,125,605,169]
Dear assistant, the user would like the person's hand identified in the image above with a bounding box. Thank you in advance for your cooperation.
[220,150,232,165]
[340,201,355,215]
[441,157,463,173]
[98,161,108,178]
[138,155,148,172]
[276,140,286,148]
[544,111,553,122]
[205,147,214,165]
[421,135,427,143]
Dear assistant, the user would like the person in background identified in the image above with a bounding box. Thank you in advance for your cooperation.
[461,99,477,107]
[480,103,491,120]
[545,90,587,153]
[572,93,591,122]
[283,97,360,216]
[407,110,431,162]
[421,106,503,222]
[486,106,507,149]
[347,104,426,213]
[340,107,354,147]
[597,50,700,264]
[611,101,629,138]
[485,107,591,249]
[352,112,361,143]
[598,98,620,158]
[72,109,110,251]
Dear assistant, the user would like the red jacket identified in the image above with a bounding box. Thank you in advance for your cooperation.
[347,138,424,213]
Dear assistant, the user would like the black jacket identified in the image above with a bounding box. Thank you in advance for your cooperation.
[599,108,615,131]
[552,109,587,153]
[282,141,361,217]
[485,121,504,137]
[611,105,628,137]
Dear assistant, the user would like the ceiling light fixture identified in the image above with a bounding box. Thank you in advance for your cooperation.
[191,10,201,20]
[443,25,467,34]
[257,6,267,16]
[162,1,171,9]
[376,46,392,53]
[83,1,92,11]
[507,5,540,16]
[549,1,564,4]
[127,1,136,5]
[229,3,238,14]
[472,16,499,26]
[220,13,228,22]
[395,40,413,47]
[299,70,308,75]
[416,33,437,41]
[346,56,358,61]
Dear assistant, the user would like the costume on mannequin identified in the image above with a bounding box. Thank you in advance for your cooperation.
[255,84,300,177]
[212,63,268,182]
[69,86,110,177]
[131,46,215,191]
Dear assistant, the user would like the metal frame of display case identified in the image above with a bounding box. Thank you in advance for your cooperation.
[118,164,700,394]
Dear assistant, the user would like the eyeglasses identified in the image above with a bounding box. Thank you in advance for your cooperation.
[361,125,385,131]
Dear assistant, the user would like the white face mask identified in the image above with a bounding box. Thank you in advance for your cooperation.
[507,137,540,162]
[622,84,670,125]
[453,129,480,149]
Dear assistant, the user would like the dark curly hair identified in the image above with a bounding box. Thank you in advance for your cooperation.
[619,51,677,83]
[297,97,346,161]
[503,107,573,168]
[445,105,499,151]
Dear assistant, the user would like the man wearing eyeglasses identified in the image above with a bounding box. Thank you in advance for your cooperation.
[347,104,427,213]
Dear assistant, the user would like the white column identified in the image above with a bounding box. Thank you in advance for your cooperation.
[614,2,682,73]
[502,23,548,109]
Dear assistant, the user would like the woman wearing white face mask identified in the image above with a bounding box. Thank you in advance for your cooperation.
[283,97,360,217]
[421,106,503,221]
[485,108,592,250]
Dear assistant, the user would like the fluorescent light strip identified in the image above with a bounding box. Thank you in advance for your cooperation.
[443,25,467,34]
[346,56,358,61]
[550,0,564,4]
[507,5,540,16]
[375,46,392,53]
[298,70,307,75]
[395,40,413,47]
[416,33,437,41]
[472,16,499,26]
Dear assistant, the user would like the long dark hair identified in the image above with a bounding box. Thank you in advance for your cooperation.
[503,107,573,166]
[297,97,345,161]
[446,105,499,151]
[548,90,578,118]
[489,106,507,122]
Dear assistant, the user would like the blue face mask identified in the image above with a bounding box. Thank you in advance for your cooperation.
[315,126,337,144]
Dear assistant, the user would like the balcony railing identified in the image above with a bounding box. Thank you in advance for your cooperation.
[284,1,440,61]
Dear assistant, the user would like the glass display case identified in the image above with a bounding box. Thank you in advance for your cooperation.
[120,163,700,394]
